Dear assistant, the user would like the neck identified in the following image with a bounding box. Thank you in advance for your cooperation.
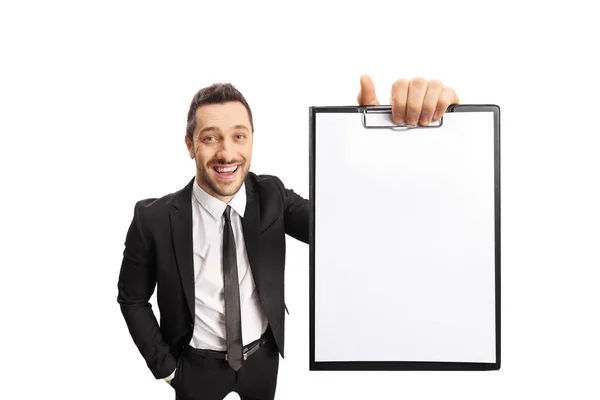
[195,175,235,204]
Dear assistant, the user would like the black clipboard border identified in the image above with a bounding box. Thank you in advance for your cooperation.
[308,104,501,371]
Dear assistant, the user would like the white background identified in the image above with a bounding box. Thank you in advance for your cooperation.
[1,0,598,399]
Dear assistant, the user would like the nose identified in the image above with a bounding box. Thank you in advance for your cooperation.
[215,138,235,162]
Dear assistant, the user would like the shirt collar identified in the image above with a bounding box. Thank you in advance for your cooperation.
[192,178,246,220]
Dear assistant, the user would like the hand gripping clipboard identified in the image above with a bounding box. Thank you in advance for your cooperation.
[309,105,501,371]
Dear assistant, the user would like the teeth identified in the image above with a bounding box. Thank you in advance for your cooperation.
[215,166,238,173]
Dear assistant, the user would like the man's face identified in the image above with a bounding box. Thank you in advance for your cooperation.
[185,101,253,203]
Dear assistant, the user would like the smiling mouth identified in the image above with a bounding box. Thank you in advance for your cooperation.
[212,164,240,179]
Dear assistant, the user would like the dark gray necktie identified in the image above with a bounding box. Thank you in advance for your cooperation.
[222,205,243,371]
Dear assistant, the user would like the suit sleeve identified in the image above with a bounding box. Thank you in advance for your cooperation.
[117,201,177,379]
[274,177,310,244]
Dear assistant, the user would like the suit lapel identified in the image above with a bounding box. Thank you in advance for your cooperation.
[170,177,196,320]
[242,176,262,294]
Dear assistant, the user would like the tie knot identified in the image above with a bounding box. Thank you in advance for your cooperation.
[223,205,231,222]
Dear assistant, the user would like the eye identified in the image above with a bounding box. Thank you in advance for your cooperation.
[235,134,246,140]
[203,136,217,142]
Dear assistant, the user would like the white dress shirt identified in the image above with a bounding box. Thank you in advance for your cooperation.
[165,180,268,381]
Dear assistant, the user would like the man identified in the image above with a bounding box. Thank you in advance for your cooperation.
[117,75,459,400]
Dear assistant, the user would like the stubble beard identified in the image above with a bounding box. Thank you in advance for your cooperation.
[198,162,249,198]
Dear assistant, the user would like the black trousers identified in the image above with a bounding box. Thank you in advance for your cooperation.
[171,329,280,400]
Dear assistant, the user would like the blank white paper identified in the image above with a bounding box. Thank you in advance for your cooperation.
[314,111,497,363]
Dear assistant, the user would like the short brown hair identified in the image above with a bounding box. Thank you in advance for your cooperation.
[186,83,254,141]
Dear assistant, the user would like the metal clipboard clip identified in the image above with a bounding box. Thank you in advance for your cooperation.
[361,105,443,130]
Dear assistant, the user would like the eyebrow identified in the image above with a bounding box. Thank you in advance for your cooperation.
[198,125,250,135]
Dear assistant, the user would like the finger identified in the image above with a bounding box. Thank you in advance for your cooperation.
[357,74,379,106]
[405,77,428,126]
[390,78,409,124]
[433,87,460,120]
[419,79,444,126]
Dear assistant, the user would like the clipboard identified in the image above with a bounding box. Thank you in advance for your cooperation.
[309,104,501,371]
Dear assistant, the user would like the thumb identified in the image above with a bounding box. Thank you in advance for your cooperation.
[357,74,379,106]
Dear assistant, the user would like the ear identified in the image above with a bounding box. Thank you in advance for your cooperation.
[185,136,195,159]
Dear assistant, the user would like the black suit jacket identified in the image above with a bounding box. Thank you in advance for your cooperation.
[117,172,309,379]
